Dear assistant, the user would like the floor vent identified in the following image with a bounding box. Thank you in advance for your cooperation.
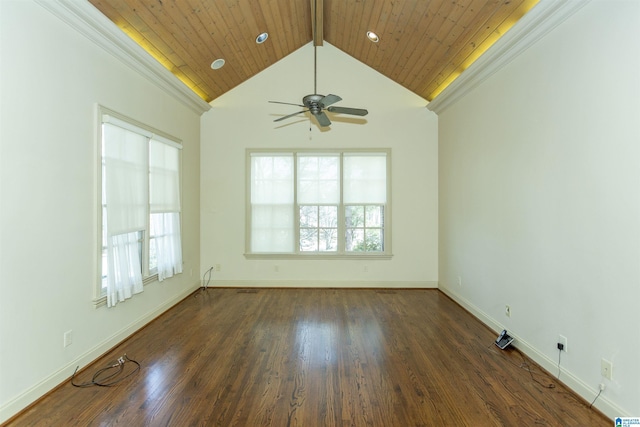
[237,289,259,294]
[375,290,397,294]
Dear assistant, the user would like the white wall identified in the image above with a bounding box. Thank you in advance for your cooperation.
[438,0,640,418]
[201,43,438,287]
[0,1,201,422]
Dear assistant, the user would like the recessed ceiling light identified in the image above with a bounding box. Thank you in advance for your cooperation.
[256,32,269,44]
[367,31,379,43]
[211,58,225,70]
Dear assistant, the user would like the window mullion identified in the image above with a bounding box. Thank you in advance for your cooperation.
[143,230,150,277]
[143,137,151,278]
[316,205,322,251]
[382,203,386,252]
[338,153,345,254]
[364,203,369,249]
[293,152,299,254]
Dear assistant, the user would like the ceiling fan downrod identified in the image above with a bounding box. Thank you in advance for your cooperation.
[267,0,368,128]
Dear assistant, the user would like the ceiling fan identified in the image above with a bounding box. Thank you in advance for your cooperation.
[269,0,368,128]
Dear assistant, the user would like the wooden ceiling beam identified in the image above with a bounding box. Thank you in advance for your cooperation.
[311,0,323,46]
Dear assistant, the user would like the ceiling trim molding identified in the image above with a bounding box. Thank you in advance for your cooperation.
[34,0,211,115]
[427,0,590,115]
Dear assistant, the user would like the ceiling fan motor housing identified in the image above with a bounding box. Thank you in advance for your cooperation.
[303,94,325,115]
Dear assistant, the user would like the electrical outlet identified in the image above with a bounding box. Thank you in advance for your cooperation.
[505,305,511,317]
[274,265,279,273]
[558,335,568,352]
[601,358,613,380]
[457,276,462,286]
[599,383,606,391]
[63,330,73,348]
[215,264,221,272]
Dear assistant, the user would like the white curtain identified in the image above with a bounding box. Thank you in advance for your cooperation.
[103,123,147,307]
[151,212,183,280]
[150,140,182,280]
[107,232,144,305]
[250,154,294,252]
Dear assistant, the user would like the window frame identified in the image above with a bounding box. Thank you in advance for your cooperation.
[245,148,392,259]
[95,105,183,307]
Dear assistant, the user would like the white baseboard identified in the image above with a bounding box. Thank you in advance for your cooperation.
[206,280,437,289]
[438,285,627,420]
[0,281,201,424]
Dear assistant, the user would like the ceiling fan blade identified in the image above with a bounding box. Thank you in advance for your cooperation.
[327,106,369,116]
[320,94,342,107]
[274,110,308,122]
[314,112,331,127]
[269,100,306,107]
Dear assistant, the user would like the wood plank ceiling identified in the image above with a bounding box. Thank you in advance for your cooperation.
[88,0,539,103]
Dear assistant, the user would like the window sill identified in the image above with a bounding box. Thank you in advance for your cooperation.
[93,274,159,308]
[244,253,393,260]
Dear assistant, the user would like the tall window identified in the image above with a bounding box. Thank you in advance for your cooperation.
[247,150,390,257]
[100,110,182,307]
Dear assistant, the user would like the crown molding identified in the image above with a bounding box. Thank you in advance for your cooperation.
[34,0,211,115]
[427,0,590,115]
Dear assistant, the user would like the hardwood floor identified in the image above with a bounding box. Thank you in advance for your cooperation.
[7,289,609,426]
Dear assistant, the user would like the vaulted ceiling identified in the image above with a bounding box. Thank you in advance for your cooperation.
[88,0,539,103]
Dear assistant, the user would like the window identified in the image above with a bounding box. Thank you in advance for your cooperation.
[99,108,183,307]
[247,150,391,257]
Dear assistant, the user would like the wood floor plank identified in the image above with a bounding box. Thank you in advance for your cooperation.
[6,289,609,426]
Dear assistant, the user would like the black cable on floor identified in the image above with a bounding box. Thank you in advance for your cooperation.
[557,347,562,379]
[71,354,140,388]
[197,266,214,295]
[589,388,603,408]
[485,342,555,389]
[519,351,556,389]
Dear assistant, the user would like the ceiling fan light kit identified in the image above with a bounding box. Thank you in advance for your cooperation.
[269,0,368,128]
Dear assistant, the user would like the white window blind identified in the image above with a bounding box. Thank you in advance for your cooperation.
[103,123,148,235]
[250,153,294,253]
[297,154,339,204]
[343,153,387,204]
[150,139,181,213]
